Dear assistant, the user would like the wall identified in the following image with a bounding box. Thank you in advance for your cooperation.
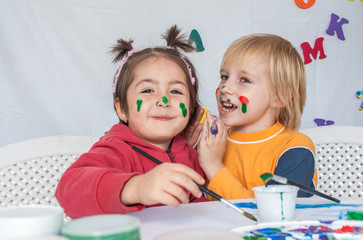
[1,0,362,146]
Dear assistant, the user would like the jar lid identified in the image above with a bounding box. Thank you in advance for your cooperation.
[154,228,242,240]
[61,214,140,240]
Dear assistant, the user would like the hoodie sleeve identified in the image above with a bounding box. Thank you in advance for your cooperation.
[55,140,145,219]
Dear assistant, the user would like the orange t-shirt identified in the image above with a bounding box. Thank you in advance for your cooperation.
[207,122,317,199]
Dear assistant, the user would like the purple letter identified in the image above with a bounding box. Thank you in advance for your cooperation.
[326,13,349,41]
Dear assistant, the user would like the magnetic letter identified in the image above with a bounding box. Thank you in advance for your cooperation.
[300,37,327,65]
[188,29,205,52]
[326,13,349,41]
[295,0,316,9]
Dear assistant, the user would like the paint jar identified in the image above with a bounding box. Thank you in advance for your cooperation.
[252,185,298,222]
[20,236,69,240]
[0,205,64,239]
[61,214,140,240]
[153,228,241,240]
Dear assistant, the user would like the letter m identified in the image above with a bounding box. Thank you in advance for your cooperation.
[300,37,327,65]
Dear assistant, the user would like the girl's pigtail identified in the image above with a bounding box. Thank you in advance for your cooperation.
[110,39,136,93]
[110,39,134,63]
[162,25,195,52]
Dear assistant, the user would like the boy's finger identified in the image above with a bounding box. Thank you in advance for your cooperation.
[205,110,214,125]
[206,111,218,136]
[202,117,210,141]
[216,117,225,135]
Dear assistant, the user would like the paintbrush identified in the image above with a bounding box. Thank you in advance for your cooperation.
[131,145,257,222]
[260,173,340,203]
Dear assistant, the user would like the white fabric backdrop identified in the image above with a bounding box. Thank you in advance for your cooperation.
[1,0,362,146]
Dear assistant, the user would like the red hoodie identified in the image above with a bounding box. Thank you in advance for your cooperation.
[55,124,207,219]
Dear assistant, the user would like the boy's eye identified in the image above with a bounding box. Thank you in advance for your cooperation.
[240,78,251,83]
[220,75,228,81]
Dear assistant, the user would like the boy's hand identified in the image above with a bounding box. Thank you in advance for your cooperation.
[120,163,205,207]
[198,111,227,181]
[182,107,205,147]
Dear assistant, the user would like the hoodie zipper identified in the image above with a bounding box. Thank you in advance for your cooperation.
[166,149,176,163]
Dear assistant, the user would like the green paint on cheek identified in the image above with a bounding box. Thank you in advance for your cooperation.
[162,96,168,104]
[242,103,247,113]
[227,99,231,102]
[136,99,143,112]
[179,103,187,118]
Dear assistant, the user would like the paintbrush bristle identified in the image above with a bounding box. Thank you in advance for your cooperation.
[243,211,258,222]
[260,173,272,182]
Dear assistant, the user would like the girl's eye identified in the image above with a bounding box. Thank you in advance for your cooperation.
[240,78,251,83]
[171,89,183,95]
[141,89,154,93]
[220,75,228,81]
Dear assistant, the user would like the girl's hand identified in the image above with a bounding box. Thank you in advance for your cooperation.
[182,106,204,147]
[198,111,227,181]
[120,163,205,207]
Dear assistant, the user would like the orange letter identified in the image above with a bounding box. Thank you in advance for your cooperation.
[300,37,327,64]
[295,0,316,9]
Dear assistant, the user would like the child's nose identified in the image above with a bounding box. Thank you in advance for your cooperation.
[220,81,234,95]
[156,96,171,107]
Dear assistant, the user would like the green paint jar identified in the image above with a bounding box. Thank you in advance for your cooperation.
[61,214,140,240]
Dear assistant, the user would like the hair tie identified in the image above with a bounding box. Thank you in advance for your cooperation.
[180,55,196,85]
[112,49,137,93]
[165,46,195,85]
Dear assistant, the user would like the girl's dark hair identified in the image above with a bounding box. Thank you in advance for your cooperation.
[110,25,200,127]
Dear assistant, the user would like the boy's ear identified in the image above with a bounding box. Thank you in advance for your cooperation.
[272,98,286,108]
[114,98,128,123]
[272,93,292,108]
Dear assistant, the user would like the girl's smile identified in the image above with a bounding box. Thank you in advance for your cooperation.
[152,115,173,121]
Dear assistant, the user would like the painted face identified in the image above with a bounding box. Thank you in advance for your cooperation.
[119,56,190,150]
[216,58,277,133]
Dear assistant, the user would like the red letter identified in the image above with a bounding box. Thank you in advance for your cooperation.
[300,37,327,65]
[295,0,316,9]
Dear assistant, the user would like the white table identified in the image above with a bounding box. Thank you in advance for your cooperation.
[129,197,363,240]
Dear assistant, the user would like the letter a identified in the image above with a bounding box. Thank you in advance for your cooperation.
[188,29,205,52]
[300,37,327,64]
[326,13,349,41]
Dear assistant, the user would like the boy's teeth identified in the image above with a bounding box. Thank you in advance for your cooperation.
[222,102,235,107]
[221,101,237,112]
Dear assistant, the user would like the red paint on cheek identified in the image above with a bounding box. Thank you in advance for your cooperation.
[239,96,249,105]
[216,87,220,95]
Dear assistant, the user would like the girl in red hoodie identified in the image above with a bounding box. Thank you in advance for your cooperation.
[56,25,207,218]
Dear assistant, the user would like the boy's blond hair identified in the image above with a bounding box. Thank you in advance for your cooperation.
[221,33,306,130]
